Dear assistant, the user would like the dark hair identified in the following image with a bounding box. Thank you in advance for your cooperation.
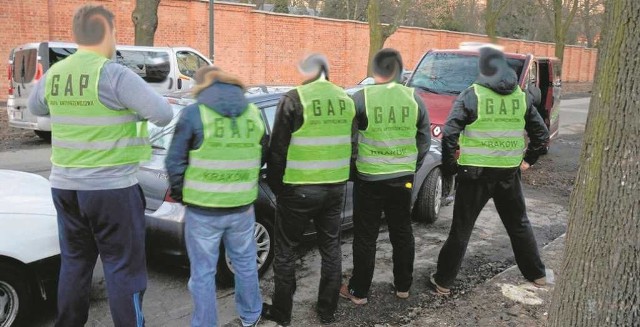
[72,5,115,46]
[373,48,403,81]
[299,53,330,80]
[478,47,505,77]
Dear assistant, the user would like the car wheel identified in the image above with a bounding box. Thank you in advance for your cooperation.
[34,130,51,142]
[0,263,32,327]
[412,167,443,224]
[217,218,275,286]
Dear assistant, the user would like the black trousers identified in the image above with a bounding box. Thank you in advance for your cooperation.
[347,176,415,298]
[51,185,147,327]
[434,170,546,288]
[271,184,345,321]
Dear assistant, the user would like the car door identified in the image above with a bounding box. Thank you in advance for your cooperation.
[541,58,561,139]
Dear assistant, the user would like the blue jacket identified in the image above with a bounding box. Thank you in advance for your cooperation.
[165,82,268,212]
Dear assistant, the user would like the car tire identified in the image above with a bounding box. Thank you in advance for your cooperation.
[216,218,275,286]
[0,263,32,327]
[412,167,443,224]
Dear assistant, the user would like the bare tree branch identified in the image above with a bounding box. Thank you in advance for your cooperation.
[382,0,411,38]
[563,0,580,31]
[536,0,554,25]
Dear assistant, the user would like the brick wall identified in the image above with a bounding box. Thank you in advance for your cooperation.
[0,0,597,102]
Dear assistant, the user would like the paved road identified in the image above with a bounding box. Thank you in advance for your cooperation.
[0,97,591,326]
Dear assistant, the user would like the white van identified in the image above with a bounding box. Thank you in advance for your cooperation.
[7,42,212,139]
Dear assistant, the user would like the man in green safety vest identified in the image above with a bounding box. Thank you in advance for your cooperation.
[165,66,266,327]
[339,49,431,305]
[428,46,550,296]
[261,54,355,325]
[27,5,173,326]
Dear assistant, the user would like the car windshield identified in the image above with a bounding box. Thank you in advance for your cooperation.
[408,53,524,95]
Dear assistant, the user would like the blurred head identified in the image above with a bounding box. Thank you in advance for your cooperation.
[298,53,329,81]
[372,48,403,84]
[72,5,116,58]
[477,46,517,92]
[191,66,245,96]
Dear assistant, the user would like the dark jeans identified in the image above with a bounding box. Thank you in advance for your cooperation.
[270,184,345,321]
[52,185,147,327]
[434,170,546,288]
[347,176,415,298]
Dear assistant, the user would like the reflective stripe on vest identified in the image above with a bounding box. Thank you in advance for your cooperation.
[356,82,419,176]
[286,158,351,169]
[183,104,265,208]
[283,79,355,184]
[50,115,139,125]
[457,84,527,168]
[45,50,151,168]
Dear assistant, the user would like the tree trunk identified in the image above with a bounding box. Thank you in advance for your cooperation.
[255,0,266,11]
[366,0,409,75]
[367,0,384,76]
[553,0,565,60]
[485,0,510,43]
[548,0,640,325]
[132,0,161,46]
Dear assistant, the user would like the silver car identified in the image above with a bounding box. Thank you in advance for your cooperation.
[138,92,451,284]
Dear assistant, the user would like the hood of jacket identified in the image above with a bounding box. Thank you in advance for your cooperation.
[197,83,248,118]
[195,69,248,118]
[475,47,518,95]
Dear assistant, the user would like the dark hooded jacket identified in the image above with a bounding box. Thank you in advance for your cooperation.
[165,80,268,212]
[441,49,549,178]
[266,76,354,196]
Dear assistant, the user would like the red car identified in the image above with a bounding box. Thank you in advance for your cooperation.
[406,45,561,149]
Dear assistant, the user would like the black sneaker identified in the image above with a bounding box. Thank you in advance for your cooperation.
[261,302,291,326]
[318,312,336,325]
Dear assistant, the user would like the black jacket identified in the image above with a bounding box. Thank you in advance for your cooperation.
[165,82,268,213]
[350,85,431,182]
[441,73,549,178]
[266,79,353,196]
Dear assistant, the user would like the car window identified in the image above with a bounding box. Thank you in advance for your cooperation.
[116,50,170,83]
[12,49,37,83]
[176,51,209,78]
[49,47,77,67]
[409,53,525,95]
[262,105,277,133]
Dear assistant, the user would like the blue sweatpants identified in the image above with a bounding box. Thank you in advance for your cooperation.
[52,185,147,327]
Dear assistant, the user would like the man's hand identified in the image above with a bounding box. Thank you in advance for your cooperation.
[520,161,531,172]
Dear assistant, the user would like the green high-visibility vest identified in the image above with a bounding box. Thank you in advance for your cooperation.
[283,79,355,184]
[45,50,151,168]
[458,84,527,168]
[356,82,419,175]
[183,104,265,208]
